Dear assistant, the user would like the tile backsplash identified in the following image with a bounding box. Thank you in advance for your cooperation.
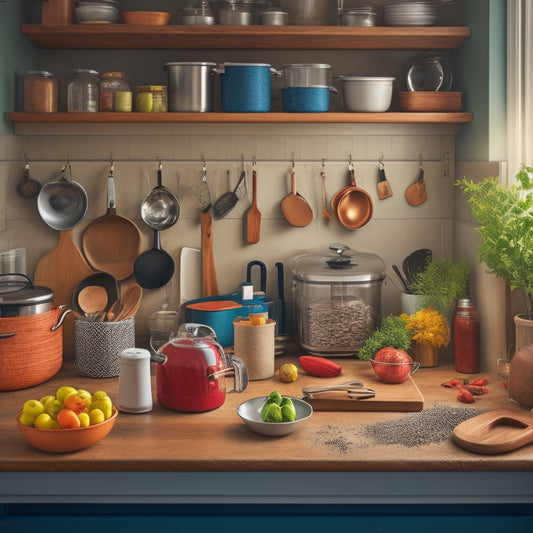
[1,126,504,370]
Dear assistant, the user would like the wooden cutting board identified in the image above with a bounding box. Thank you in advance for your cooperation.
[453,409,533,454]
[304,363,423,412]
[34,230,93,354]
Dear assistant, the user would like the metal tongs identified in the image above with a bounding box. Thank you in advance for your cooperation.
[302,380,376,400]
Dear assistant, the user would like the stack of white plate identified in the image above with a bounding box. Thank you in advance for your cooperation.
[384,1,437,26]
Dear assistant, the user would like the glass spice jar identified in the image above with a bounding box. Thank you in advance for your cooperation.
[67,68,100,112]
[453,298,480,374]
[100,71,131,112]
[135,85,168,112]
[24,71,58,113]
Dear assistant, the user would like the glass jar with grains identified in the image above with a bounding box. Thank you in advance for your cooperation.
[100,72,131,112]
[68,69,100,112]
[24,71,58,113]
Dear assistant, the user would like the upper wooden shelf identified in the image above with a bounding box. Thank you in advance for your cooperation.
[8,111,473,125]
[21,24,471,50]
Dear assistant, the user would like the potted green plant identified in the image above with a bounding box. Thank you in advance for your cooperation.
[409,256,471,316]
[457,166,533,351]
[457,167,533,316]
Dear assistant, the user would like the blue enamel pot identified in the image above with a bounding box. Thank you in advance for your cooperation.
[281,86,337,113]
[218,63,279,112]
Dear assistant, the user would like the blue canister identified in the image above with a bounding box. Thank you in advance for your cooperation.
[282,86,336,113]
[219,62,275,112]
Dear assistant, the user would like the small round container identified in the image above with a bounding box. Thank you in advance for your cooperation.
[259,9,288,25]
[118,348,153,413]
[100,72,130,112]
[75,1,119,24]
[338,8,377,26]
[24,71,58,113]
[67,69,100,112]
[135,85,168,112]
[291,244,385,356]
[182,3,215,25]
[339,76,395,112]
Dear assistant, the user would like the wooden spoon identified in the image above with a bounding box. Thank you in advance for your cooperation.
[246,164,261,243]
[280,169,313,227]
[405,164,427,206]
[77,285,108,319]
[114,283,143,322]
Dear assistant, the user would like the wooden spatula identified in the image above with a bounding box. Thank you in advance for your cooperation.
[453,409,533,454]
[405,164,427,206]
[246,164,261,244]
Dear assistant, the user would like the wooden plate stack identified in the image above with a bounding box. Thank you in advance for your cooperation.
[399,91,462,112]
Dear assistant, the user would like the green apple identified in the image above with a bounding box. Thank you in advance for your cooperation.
[39,394,55,406]
[33,413,57,429]
[19,412,36,427]
[22,399,45,418]
[56,386,77,405]
[91,390,109,402]
[44,398,62,419]
[90,397,112,419]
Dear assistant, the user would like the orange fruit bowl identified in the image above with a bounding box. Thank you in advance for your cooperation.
[16,407,118,453]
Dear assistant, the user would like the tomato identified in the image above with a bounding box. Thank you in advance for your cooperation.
[371,347,414,384]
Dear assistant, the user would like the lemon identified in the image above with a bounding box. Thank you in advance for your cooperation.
[136,92,153,112]
[279,363,298,383]
[250,314,267,326]
[78,412,90,427]
[89,409,105,426]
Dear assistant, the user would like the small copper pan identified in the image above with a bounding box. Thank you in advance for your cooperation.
[334,164,373,230]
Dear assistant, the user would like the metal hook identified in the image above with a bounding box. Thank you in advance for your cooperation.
[24,154,30,173]
[252,155,257,167]
[109,153,115,175]
[321,158,326,169]
[241,153,245,171]
[291,152,295,168]
[379,153,385,170]
[419,153,424,169]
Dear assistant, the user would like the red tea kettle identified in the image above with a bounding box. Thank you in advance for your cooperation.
[151,323,248,412]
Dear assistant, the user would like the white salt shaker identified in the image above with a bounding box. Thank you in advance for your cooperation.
[118,348,153,413]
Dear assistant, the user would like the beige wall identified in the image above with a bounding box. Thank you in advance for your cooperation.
[2,122,469,360]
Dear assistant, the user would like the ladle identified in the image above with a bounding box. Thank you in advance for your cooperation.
[334,163,373,230]
[37,164,88,231]
[71,272,119,319]
[17,160,41,198]
[280,163,313,227]
[77,285,108,321]
[140,161,180,230]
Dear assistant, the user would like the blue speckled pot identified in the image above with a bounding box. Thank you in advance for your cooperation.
[219,63,274,113]
[282,86,336,113]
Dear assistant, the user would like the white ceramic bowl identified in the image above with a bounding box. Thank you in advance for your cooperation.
[237,396,312,437]
[340,76,395,112]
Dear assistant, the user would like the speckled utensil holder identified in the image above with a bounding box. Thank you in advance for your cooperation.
[233,317,276,380]
[74,317,135,378]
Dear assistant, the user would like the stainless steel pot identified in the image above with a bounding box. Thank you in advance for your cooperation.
[0,274,70,329]
[278,0,337,25]
[164,62,217,113]
[281,63,331,87]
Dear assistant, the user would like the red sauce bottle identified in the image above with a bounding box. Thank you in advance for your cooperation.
[453,298,480,373]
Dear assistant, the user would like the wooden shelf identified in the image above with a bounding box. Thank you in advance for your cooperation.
[21,24,471,50]
[8,111,473,125]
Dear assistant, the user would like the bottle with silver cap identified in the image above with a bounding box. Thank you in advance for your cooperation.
[118,348,153,413]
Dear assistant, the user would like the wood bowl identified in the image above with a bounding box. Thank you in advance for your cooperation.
[121,11,170,25]
[16,407,118,453]
[398,91,462,112]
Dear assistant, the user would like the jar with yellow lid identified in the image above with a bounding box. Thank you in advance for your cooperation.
[135,86,168,112]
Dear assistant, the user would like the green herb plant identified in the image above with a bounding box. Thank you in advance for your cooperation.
[457,166,533,319]
[410,257,470,315]
[358,315,412,360]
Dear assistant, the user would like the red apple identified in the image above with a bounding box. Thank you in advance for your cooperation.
[371,347,414,384]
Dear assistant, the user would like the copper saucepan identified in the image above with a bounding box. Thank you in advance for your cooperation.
[333,163,373,230]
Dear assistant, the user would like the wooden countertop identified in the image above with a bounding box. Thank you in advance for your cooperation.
[1,355,531,473]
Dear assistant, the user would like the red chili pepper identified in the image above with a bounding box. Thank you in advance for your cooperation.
[441,379,464,389]
[299,355,342,378]
[457,388,475,403]
[501,382,508,388]
[470,378,489,387]
[464,384,488,396]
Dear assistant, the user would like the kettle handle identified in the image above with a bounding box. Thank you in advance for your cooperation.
[229,355,249,393]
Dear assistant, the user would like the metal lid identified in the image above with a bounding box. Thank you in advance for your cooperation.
[221,62,271,67]
[291,243,386,283]
[282,64,331,69]
[164,62,217,67]
[0,274,54,306]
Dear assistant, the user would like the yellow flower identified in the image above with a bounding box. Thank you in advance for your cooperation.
[400,308,450,348]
